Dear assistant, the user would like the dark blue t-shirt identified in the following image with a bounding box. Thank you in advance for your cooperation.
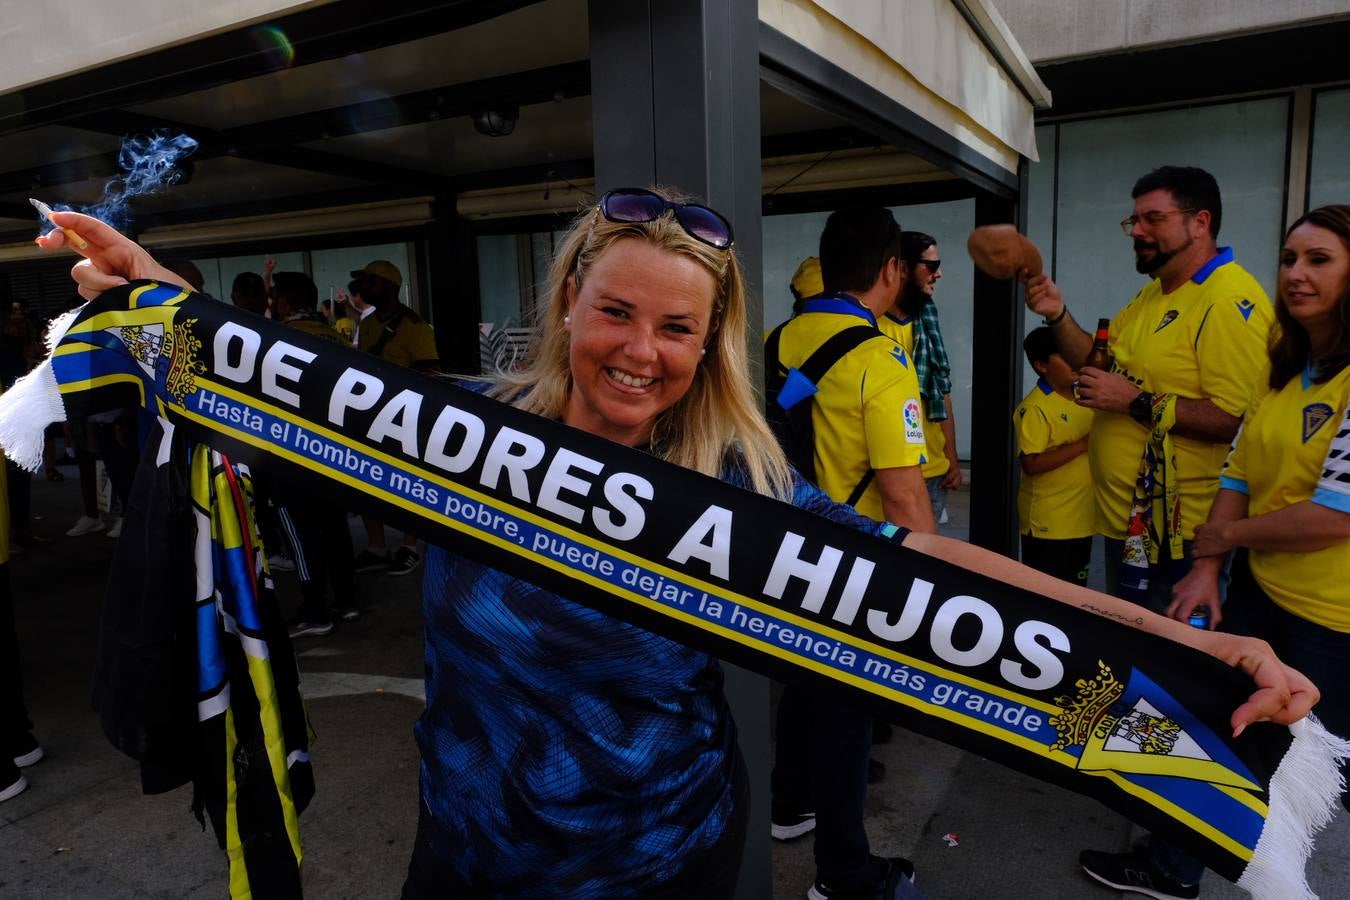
[415,391,893,897]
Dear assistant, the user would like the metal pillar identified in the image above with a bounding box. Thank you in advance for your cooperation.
[589,1,769,896]
[968,184,1026,555]
[425,196,483,375]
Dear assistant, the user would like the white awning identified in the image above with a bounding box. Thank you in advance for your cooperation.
[760,0,1050,173]
[0,0,329,95]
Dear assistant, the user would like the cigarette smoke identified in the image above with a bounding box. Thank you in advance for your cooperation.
[41,131,199,235]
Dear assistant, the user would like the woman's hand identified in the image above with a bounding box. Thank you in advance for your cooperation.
[35,210,191,300]
[1199,631,1320,735]
[1166,561,1223,629]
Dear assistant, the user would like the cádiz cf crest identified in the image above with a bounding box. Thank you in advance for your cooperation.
[1050,661,1261,790]
[1303,403,1333,444]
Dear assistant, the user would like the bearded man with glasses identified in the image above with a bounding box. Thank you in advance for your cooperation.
[1023,166,1274,899]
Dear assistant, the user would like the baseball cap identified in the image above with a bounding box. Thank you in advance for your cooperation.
[790,257,824,301]
[351,260,403,289]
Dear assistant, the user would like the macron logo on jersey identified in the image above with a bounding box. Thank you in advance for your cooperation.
[891,346,910,368]
[1236,298,1256,321]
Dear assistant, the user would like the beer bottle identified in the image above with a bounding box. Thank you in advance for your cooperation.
[1085,318,1112,371]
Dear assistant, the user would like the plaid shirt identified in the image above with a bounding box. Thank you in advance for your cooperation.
[912,302,952,421]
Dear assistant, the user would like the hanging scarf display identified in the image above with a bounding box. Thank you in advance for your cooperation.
[2,282,1346,899]
[1119,392,1185,601]
[91,412,314,900]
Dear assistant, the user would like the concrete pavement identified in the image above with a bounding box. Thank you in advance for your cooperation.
[2,473,1347,898]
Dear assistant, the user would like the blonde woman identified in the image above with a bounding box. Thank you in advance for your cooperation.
[39,196,1317,900]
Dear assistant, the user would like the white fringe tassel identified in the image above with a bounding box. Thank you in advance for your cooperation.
[1238,715,1350,899]
[0,306,81,471]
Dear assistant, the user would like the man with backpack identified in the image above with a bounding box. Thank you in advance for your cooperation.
[765,207,932,900]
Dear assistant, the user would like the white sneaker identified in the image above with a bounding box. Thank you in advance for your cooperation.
[0,773,27,803]
[66,516,106,537]
[106,517,124,539]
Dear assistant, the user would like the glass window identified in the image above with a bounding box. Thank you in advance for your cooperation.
[1309,88,1350,210]
[478,234,523,329]
[1023,98,1289,389]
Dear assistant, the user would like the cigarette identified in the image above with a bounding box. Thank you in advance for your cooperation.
[29,198,89,251]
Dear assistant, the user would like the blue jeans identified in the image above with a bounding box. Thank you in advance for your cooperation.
[924,475,946,522]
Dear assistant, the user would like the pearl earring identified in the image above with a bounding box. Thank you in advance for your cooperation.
[564,315,571,326]
[700,348,707,356]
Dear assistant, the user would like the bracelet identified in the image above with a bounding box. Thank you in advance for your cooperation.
[1043,305,1067,326]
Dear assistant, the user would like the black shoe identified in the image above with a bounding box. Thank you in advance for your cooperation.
[868,757,886,784]
[287,619,334,639]
[770,809,816,841]
[809,856,917,900]
[872,721,894,745]
[353,549,389,572]
[11,732,43,768]
[388,546,422,577]
[335,605,362,623]
[1079,848,1199,900]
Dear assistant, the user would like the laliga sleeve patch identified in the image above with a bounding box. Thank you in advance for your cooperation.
[903,398,925,444]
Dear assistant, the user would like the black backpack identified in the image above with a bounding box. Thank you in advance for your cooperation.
[764,321,888,506]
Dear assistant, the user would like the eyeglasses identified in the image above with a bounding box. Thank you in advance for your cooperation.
[914,259,941,272]
[599,188,734,249]
[1119,208,1197,236]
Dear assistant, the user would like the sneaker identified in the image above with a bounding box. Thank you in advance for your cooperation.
[268,553,296,572]
[388,546,421,577]
[809,856,917,900]
[353,549,389,573]
[11,732,43,768]
[106,517,123,539]
[771,810,816,841]
[287,620,334,639]
[65,515,106,537]
[0,768,26,803]
[1079,848,1199,900]
[335,605,362,623]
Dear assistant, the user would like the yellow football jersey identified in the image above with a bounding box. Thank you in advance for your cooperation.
[774,299,926,522]
[1088,250,1272,539]
[1221,364,1350,631]
[878,312,948,479]
[1015,380,1095,539]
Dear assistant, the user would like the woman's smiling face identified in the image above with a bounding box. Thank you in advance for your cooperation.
[564,238,715,446]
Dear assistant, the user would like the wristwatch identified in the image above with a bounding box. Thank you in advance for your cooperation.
[1129,391,1154,425]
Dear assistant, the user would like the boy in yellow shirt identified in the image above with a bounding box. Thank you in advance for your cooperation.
[1015,328,1095,585]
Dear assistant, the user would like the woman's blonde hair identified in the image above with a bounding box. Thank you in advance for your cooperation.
[493,187,792,498]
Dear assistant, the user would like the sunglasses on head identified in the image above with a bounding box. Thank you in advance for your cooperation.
[599,188,734,250]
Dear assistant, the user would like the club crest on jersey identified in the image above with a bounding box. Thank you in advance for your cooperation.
[1154,310,1179,333]
[902,398,925,443]
[891,345,909,368]
[1236,298,1256,321]
[1303,403,1334,443]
